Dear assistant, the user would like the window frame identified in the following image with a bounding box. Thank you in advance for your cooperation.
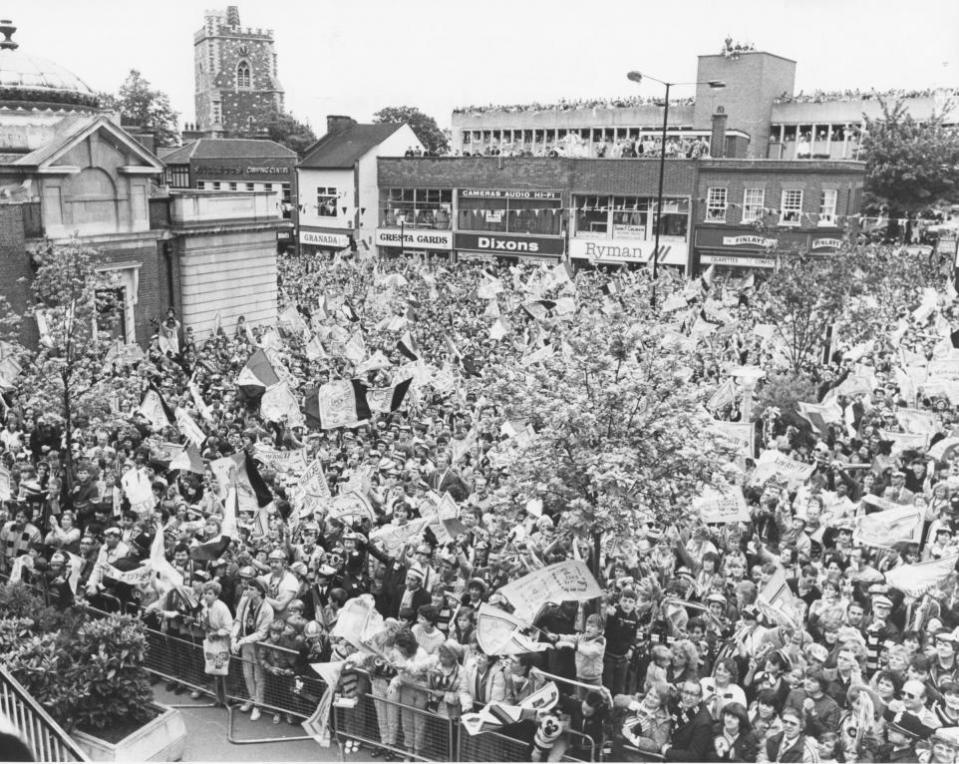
[705,187,728,223]
[780,189,804,226]
[741,187,765,223]
[316,187,338,217]
[236,60,252,90]
[818,189,838,226]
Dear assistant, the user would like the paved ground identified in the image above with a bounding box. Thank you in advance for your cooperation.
[153,685,368,762]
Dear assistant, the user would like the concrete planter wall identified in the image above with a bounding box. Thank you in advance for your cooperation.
[73,703,187,762]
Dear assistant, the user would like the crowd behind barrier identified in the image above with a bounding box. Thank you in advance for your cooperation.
[6,242,959,762]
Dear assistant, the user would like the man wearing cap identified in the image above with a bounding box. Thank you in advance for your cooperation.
[394,563,430,619]
[85,526,130,597]
[231,571,273,720]
[864,593,900,675]
[930,630,959,698]
[260,549,298,620]
[880,713,925,762]
[883,471,915,505]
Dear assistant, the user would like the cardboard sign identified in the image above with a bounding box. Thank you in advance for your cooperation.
[695,487,750,524]
[498,560,603,621]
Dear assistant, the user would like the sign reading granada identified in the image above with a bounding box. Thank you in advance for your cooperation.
[300,230,350,248]
[375,228,452,250]
[454,232,564,256]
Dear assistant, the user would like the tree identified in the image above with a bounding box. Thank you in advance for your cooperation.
[99,69,180,148]
[481,289,734,572]
[373,106,449,155]
[862,97,959,230]
[261,110,317,156]
[15,240,126,483]
[756,250,879,377]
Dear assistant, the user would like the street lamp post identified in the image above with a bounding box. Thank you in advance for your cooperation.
[626,71,725,307]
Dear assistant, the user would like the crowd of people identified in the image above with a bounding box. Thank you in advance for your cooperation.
[4,242,959,762]
[463,134,710,161]
[453,94,696,117]
[774,87,959,105]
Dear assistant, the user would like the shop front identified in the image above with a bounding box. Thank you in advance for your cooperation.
[568,239,689,270]
[694,228,835,271]
[299,227,352,256]
[375,227,453,258]
[453,231,564,263]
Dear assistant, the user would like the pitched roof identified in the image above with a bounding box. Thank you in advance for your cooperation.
[299,124,404,169]
[162,138,297,165]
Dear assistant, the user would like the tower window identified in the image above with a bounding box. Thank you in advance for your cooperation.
[212,101,222,125]
[237,60,252,89]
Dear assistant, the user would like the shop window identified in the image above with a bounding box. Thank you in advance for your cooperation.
[197,181,205,190]
[574,195,608,236]
[653,198,689,239]
[281,183,291,204]
[742,188,765,223]
[212,181,221,191]
[780,189,804,226]
[706,187,728,223]
[236,60,252,89]
[457,190,561,236]
[317,187,337,216]
[265,183,273,192]
[819,189,838,225]
[228,182,238,191]
[246,183,255,192]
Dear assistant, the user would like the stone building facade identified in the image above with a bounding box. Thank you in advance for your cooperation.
[193,6,284,136]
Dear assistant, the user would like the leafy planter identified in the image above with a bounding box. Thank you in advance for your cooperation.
[73,702,186,762]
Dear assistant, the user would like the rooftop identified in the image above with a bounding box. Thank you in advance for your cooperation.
[299,123,404,169]
[162,138,298,165]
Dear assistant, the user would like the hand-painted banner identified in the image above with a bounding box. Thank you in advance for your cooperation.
[498,560,603,621]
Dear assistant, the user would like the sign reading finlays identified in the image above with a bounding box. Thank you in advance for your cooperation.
[811,238,843,250]
[721,235,778,248]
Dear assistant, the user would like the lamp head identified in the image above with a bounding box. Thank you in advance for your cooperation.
[708,80,726,89]
[626,71,643,84]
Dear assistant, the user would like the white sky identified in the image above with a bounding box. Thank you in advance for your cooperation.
[12,0,959,133]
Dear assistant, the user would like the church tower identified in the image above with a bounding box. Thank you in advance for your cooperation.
[194,6,284,136]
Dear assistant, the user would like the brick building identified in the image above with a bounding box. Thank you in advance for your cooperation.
[193,6,284,137]
[376,154,865,272]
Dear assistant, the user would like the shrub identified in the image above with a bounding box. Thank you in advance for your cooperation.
[2,608,154,733]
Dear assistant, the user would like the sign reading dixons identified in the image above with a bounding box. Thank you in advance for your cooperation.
[375,228,452,251]
[454,232,564,256]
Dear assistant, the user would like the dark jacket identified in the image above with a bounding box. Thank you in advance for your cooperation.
[707,730,760,762]
[761,731,814,763]
[664,702,714,762]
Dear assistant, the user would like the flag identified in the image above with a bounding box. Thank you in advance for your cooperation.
[477,274,504,300]
[236,349,280,397]
[756,567,803,630]
[461,683,559,737]
[308,380,372,429]
[929,437,959,461]
[35,309,53,347]
[707,378,736,412]
[476,604,549,655]
[150,523,183,595]
[189,381,213,423]
[331,594,384,649]
[343,331,366,365]
[261,381,305,426]
[854,501,923,547]
[397,331,420,361]
[490,318,510,340]
[522,301,555,321]
[355,350,392,376]
[445,334,462,360]
[701,264,716,293]
[175,408,206,448]
[301,661,345,746]
[796,400,843,439]
[211,451,274,517]
[896,408,937,436]
[138,386,175,431]
[169,442,205,474]
[329,491,376,525]
[306,334,327,361]
[483,300,501,318]
[885,554,959,598]
[364,377,413,415]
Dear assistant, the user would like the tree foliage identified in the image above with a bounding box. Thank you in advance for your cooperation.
[756,250,880,376]
[261,109,317,156]
[99,69,180,148]
[481,290,734,546]
[373,105,449,155]
[16,240,125,481]
[861,97,959,216]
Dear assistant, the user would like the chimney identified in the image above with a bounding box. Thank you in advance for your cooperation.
[326,115,356,136]
[226,6,240,28]
[710,107,728,158]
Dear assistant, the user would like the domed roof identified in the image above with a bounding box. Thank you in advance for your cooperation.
[0,20,99,110]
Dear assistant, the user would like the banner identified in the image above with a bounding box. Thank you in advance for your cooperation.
[330,594,384,649]
[369,518,431,558]
[302,661,345,747]
[175,408,206,448]
[896,408,938,435]
[711,420,754,458]
[756,567,804,630]
[103,562,153,587]
[328,491,376,524]
[750,450,816,488]
[854,502,923,548]
[476,604,549,656]
[461,682,559,736]
[879,429,929,453]
[930,359,959,379]
[694,487,750,524]
[707,378,736,412]
[885,554,959,598]
[253,444,309,474]
[301,458,332,500]
[929,438,959,461]
[498,560,603,621]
